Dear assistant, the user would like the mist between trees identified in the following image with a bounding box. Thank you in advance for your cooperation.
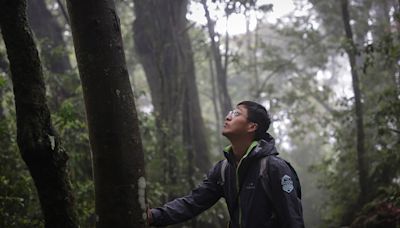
[0,0,399,227]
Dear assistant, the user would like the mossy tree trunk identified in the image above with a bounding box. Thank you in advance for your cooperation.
[0,0,78,227]
[66,0,146,227]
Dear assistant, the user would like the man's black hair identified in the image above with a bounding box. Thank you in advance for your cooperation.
[237,101,271,141]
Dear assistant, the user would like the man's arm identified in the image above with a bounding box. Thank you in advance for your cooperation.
[149,161,224,226]
[268,157,304,228]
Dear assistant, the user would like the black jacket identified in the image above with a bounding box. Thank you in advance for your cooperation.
[150,139,304,227]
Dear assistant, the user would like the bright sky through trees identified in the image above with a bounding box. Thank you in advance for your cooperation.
[188,0,295,35]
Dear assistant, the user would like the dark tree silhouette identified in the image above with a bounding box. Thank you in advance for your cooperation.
[0,0,78,227]
[67,0,146,227]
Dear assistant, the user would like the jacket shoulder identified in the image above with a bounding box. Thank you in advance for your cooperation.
[206,159,226,180]
[268,155,289,170]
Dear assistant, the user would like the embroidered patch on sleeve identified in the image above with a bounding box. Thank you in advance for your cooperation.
[281,175,294,193]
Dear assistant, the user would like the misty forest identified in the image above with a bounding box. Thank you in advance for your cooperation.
[0,0,399,227]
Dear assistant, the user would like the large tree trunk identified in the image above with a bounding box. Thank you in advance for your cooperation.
[133,0,183,192]
[66,1,146,227]
[181,20,211,174]
[0,0,78,227]
[133,0,210,185]
[340,0,368,203]
[27,0,76,110]
[201,0,232,116]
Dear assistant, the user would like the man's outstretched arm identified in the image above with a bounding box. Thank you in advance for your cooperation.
[149,161,224,226]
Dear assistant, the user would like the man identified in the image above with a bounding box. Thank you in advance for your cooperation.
[148,101,304,227]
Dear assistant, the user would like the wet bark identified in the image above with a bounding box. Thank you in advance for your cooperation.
[0,0,78,227]
[66,0,146,227]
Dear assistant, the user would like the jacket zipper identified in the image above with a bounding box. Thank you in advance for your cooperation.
[236,159,243,228]
[230,141,258,228]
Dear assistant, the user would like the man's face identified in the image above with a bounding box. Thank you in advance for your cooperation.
[222,105,256,139]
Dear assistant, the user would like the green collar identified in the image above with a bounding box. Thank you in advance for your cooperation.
[224,141,259,158]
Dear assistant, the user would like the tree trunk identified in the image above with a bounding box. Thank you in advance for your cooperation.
[66,1,146,227]
[340,0,368,203]
[201,0,232,116]
[0,0,78,227]
[182,26,211,174]
[133,0,210,183]
[0,50,8,117]
[209,50,223,149]
[133,0,184,193]
[0,49,8,73]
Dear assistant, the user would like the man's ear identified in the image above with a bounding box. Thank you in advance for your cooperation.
[248,122,258,133]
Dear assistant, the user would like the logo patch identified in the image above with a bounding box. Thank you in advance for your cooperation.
[245,182,255,190]
[281,175,294,193]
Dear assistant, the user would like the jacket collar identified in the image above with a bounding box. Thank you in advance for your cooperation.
[223,134,278,163]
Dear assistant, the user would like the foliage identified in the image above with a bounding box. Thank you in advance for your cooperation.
[0,85,43,227]
[351,185,400,227]
[1,0,399,227]
[308,0,400,226]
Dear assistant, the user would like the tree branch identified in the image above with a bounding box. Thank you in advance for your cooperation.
[255,32,331,98]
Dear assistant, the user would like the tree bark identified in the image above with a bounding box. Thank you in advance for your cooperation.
[133,0,184,191]
[133,0,210,182]
[340,0,368,203]
[209,50,223,149]
[182,21,211,174]
[0,0,78,227]
[0,49,8,73]
[66,1,146,227]
[201,0,232,116]
[0,50,8,118]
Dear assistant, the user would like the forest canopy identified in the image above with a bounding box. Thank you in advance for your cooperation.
[0,0,399,227]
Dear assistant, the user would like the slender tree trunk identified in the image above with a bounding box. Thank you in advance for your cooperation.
[340,0,368,203]
[209,51,223,149]
[182,31,211,173]
[201,0,232,116]
[0,0,78,227]
[66,1,146,227]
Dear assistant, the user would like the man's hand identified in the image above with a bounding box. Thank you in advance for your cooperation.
[146,207,153,226]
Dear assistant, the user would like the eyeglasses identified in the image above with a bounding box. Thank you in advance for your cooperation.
[227,110,241,118]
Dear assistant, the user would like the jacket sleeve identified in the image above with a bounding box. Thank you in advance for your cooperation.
[150,161,224,227]
[268,157,304,228]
